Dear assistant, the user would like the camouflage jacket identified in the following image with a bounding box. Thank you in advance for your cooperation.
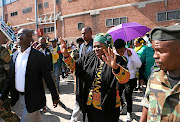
[142,70,180,122]
[0,46,11,92]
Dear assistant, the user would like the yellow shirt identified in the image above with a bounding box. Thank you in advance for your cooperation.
[52,46,59,64]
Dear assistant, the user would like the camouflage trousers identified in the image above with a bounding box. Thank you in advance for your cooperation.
[0,98,20,122]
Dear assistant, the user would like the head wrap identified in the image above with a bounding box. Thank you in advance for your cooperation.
[94,33,113,48]
[150,25,180,41]
[135,37,145,44]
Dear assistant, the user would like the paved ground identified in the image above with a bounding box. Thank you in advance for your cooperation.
[0,74,145,122]
[42,75,145,122]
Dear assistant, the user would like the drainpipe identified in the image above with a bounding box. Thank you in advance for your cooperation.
[35,0,38,31]
[165,0,167,20]
[1,0,4,20]
[165,0,167,11]
[62,19,64,38]
[54,0,56,38]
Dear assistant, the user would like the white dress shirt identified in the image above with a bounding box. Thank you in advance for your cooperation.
[15,47,31,92]
[114,48,142,79]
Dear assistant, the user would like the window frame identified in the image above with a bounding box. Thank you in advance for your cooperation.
[38,3,43,10]
[157,9,180,22]
[44,1,49,8]
[22,7,32,14]
[77,22,84,30]
[43,26,54,33]
[56,0,61,4]
[105,17,127,27]
[10,11,18,17]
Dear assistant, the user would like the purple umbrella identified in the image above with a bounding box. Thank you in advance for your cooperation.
[107,22,151,42]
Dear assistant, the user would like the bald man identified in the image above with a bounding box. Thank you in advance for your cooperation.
[70,27,94,122]
[0,28,60,122]
[79,27,93,57]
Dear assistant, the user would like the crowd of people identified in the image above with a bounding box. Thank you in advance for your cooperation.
[0,23,179,122]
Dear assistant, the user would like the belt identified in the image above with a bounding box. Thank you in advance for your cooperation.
[19,92,25,95]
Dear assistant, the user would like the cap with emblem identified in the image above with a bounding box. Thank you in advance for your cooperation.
[150,25,180,41]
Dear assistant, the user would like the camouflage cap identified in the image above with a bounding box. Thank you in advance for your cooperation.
[150,25,180,41]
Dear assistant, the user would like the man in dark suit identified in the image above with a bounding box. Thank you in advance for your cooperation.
[0,28,60,122]
[38,37,53,72]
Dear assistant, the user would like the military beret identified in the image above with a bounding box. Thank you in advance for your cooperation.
[150,25,180,41]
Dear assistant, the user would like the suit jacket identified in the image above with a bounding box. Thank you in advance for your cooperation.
[41,48,53,71]
[1,47,59,113]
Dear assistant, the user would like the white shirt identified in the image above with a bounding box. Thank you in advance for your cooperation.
[114,48,142,79]
[15,47,31,92]
[124,48,142,79]
[39,48,46,55]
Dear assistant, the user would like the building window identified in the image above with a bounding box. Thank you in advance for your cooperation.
[11,11,18,17]
[43,27,54,33]
[167,11,176,20]
[178,11,180,19]
[78,22,84,30]
[105,17,127,27]
[157,12,166,21]
[38,3,42,9]
[56,0,61,4]
[157,9,180,21]
[44,2,49,8]
[113,18,120,26]
[106,19,113,27]
[22,7,32,14]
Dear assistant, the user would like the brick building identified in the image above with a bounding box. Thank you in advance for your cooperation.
[0,0,180,42]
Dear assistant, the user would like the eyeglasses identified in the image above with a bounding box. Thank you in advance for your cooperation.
[16,33,32,38]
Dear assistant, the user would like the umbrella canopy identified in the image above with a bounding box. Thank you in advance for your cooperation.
[107,22,151,42]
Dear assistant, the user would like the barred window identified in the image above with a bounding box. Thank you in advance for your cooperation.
[56,0,61,4]
[38,3,42,9]
[78,22,84,30]
[157,9,180,21]
[44,2,49,8]
[44,27,54,33]
[106,17,127,27]
[11,11,18,17]
[22,7,32,14]
[157,12,166,21]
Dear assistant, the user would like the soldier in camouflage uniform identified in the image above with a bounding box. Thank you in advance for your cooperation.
[140,25,180,122]
[0,45,20,122]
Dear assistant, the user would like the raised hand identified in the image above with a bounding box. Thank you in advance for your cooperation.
[102,47,119,69]
[59,37,69,57]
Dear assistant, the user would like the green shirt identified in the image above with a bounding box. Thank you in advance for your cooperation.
[141,46,155,80]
